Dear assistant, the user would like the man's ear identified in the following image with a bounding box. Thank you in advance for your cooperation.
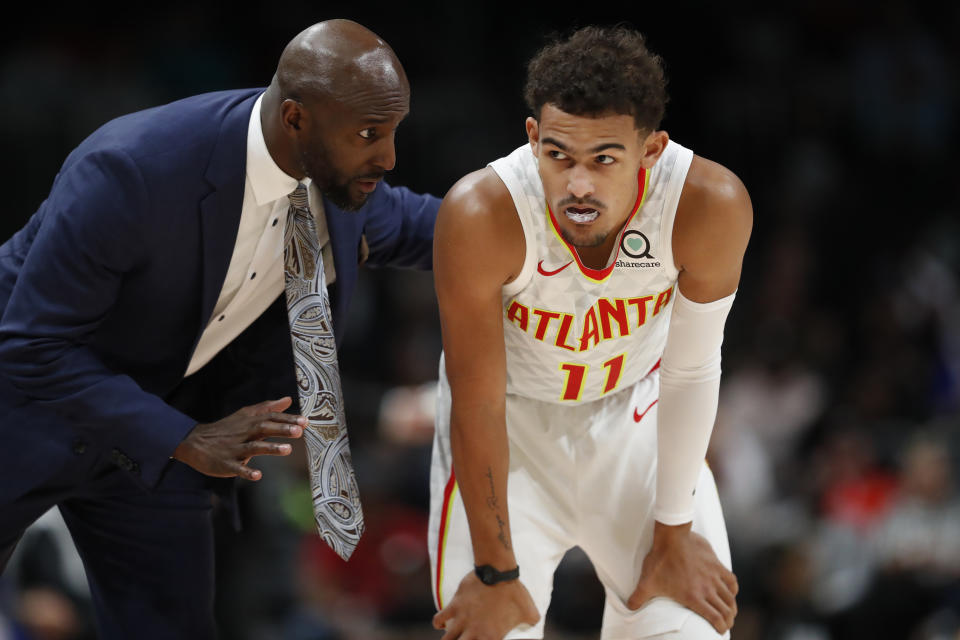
[281,99,305,135]
[526,117,540,156]
[640,130,669,169]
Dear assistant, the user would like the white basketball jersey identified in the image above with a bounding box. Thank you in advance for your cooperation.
[489,140,693,403]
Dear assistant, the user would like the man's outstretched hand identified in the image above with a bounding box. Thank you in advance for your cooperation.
[433,571,540,640]
[628,521,738,635]
[173,397,304,481]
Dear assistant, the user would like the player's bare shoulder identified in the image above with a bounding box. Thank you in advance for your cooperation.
[672,155,753,278]
[440,167,522,234]
[435,167,525,286]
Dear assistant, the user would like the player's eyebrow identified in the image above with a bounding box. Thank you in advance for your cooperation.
[541,138,626,154]
[589,142,626,153]
[541,137,568,151]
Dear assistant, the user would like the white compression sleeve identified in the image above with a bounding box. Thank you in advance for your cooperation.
[654,287,736,525]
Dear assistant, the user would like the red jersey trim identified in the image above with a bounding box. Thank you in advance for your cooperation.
[435,469,458,609]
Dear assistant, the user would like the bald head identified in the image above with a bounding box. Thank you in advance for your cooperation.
[260,20,411,211]
[275,19,408,105]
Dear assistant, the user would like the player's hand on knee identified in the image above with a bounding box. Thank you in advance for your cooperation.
[172,397,305,481]
[432,570,539,639]
[628,522,738,635]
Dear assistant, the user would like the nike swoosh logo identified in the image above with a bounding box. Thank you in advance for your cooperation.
[633,399,658,423]
[537,260,573,276]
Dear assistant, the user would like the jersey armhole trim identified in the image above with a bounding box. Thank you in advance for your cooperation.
[490,150,538,297]
[658,143,694,280]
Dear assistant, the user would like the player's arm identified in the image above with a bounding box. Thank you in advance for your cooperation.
[629,156,752,634]
[657,156,752,522]
[431,168,539,638]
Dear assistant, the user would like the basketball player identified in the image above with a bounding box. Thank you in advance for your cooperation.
[428,26,752,639]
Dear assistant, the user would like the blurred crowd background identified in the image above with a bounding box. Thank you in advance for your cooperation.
[1,2,958,639]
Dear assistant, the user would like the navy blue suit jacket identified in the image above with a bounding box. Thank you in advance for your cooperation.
[0,89,439,498]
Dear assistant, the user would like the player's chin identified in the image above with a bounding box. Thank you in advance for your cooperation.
[562,226,608,249]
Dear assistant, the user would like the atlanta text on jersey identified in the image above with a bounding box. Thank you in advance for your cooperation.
[504,285,674,353]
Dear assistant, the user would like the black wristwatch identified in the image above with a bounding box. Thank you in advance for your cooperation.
[475,564,520,585]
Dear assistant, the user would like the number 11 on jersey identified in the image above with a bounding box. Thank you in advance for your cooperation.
[559,353,626,401]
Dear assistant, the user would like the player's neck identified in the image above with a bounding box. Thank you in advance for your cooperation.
[575,232,621,270]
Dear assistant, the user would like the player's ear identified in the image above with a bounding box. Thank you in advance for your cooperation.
[639,130,669,169]
[526,117,540,155]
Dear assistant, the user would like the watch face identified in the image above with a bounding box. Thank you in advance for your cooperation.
[477,566,495,584]
[475,564,517,585]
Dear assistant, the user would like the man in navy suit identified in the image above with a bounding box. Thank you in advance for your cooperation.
[0,19,439,639]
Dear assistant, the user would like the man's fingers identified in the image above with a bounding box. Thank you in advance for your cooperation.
[626,583,651,611]
[708,591,735,631]
[696,598,727,635]
[438,616,462,640]
[226,459,262,482]
[248,417,305,440]
[716,575,737,611]
[433,608,451,630]
[724,571,739,596]
[242,397,294,416]
[706,590,730,617]
[263,411,305,425]
[242,441,293,458]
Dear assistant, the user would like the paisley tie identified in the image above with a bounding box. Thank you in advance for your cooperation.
[284,183,363,560]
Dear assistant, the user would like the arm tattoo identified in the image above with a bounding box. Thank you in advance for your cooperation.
[495,514,510,551]
[484,467,510,550]
[484,466,499,510]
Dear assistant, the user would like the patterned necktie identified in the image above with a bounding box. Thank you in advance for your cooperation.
[284,183,363,560]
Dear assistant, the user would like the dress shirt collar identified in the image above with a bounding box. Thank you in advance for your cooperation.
[246,93,312,205]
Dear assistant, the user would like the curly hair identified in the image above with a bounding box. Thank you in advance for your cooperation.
[524,26,668,132]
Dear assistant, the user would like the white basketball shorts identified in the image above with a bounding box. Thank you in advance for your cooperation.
[428,357,732,639]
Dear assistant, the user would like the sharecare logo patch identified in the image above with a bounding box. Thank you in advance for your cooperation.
[621,230,654,259]
[619,230,660,267]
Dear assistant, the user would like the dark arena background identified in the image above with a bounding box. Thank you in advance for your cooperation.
[1,2,959,639]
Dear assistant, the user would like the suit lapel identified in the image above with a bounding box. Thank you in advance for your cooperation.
[190,90,365,352]
[323,198,362,345]
[195,91,261,348]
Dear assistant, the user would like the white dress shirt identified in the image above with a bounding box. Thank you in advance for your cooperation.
[185,94,335,377]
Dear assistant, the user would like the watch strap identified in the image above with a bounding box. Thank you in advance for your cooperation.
[475,564,520,585]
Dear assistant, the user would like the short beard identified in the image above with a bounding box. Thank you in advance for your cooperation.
[318,179,359,211]
[298,143,366,212]
[559,227,608,248]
